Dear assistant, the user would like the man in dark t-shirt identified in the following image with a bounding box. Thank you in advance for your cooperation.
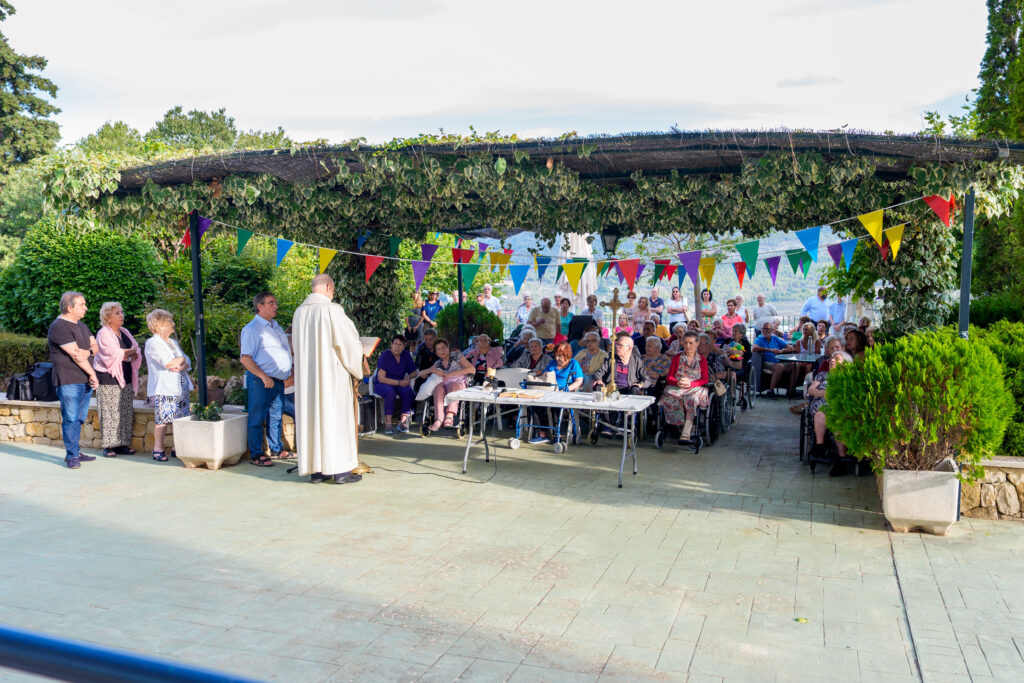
[46,291,99,469]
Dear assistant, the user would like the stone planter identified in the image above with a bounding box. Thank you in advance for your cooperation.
[882,469,960,535]
[172,413,247,470]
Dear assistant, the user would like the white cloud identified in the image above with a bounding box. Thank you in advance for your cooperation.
[4,0,988,144]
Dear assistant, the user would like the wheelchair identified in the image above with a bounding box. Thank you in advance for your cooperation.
[416,382,467,438]
[652,391,713,453]
[508,379,580,454]
[800,404,863,474]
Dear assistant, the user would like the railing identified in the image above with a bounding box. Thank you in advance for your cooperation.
[0,623,262,683]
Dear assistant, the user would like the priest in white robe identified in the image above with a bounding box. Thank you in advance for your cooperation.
[292,274,365,484]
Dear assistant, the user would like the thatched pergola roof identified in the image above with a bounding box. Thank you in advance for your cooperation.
[116,131,1024,190]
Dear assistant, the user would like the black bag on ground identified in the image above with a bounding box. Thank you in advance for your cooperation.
[6,374,32,401]
[29,362,57,401]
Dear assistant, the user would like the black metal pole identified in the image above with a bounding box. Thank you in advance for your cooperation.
[958,187,976,339]
[189,210,208,406]
[456,261,466,348]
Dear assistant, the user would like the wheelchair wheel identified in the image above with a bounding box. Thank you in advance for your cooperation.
[456,422,466,439]
[589,429,599,445]
[721,383,734,432]
[553,442,565,454]
[508,438,521,450]
[654,430,665,449]
[419,420,430,437]
[799,410,808,463]
[705,401,720,446]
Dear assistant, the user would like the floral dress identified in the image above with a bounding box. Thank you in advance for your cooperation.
[700,303,715,330]
[704,351,726,379]
[807,370,829,419]
[660,353,709,426]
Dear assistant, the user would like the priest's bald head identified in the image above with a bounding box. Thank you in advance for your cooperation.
[311,274,335,296]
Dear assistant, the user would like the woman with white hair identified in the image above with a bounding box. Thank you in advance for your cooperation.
[144,309,193,461]
[92,302,142,458]
[807,350,854,474]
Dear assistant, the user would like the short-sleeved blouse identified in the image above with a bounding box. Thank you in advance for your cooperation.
[545,358,583,390]
[377,350,417,380]
[643,354,671,378]
[433,349,465,374]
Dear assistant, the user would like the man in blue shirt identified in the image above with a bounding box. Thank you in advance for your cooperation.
[828,295,847,335]
[752,322,794,398]
[240,292,295,465]
[800,287,830,325]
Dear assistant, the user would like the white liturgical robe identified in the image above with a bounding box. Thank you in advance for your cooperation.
[292,292,364,476]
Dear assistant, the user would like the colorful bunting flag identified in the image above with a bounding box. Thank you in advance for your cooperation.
[452,247,475,264]
[796,226,822,262]
[181,226,191,248]
[357,232,369,250]
[826,243,843,269]
[597,260,610,277]
[799,254,811,278]
[478,243,490,260]
[858,209,884,246]
[236,228,253,255]
[276,238,293,266]
[365,254,383,281]
[412,260,431,289]
[421,243,439,261]
[839,238,858,271]
[508,264,530,294]
[677,250,702,287]
[197,216,211,241]
[535,255,552,282]
[765,256,782,285]
[664,264,677,281]
[733,261,746,288]
[878,239,890,261]
[786,249,805,274]
[735,241,759,277]
[495,252,512,276]
[388,236,402,257]
[698,257,717,285]
[563,262,586,295]
[460,263,482,290]
[619,259,640,290]
[884,225,905,260]
[923,194,955,227]
[318,248,338,274]
[614,261,625,284]
[652,259,670,283]
[635,264,647,284]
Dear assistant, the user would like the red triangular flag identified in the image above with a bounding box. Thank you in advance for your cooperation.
[365,255,384,282]
[923,194,954,227]
[452,247,474,264]
[733,261,746,288]
[181,226,191,248]
[619,259,640,290]
[878,239,890,261]
[664,265,677,281]
[949,193,956,222]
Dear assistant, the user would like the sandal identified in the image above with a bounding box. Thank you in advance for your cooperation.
[271,450,297,460]
[249,454,275,467]
[152,451,168,462]
[114,446,136,455]
[103,449,118,458]
[442,413,456,428]
[429,420,442,432]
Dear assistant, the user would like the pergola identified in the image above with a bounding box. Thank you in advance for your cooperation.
[110,130,1024,403]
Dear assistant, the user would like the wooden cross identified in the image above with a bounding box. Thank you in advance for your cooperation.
[600,288,627,324]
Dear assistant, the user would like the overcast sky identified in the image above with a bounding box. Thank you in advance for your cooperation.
[7,0,988,146]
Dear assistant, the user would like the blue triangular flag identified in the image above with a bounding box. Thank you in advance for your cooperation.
[276,239,293,266]
[509,264,530,295]
[357,232,369,250]
[535,255,552,282]
[796,226,822,263]
[840,238,858,271]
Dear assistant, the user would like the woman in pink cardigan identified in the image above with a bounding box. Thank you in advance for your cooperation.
[92,302,142,458]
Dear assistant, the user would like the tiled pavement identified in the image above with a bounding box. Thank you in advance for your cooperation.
[1,398,1023,682]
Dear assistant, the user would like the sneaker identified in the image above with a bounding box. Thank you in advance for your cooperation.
[528,435,549,444]
[384,426,395,435]
[66,457,80,469]
[396,422,409,433]
[77,453,96,462]
[333,472,363,484]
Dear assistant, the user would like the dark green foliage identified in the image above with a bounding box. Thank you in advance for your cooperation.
[0,162,45,238]
[435,302,503,347]
[224,385,246,406]
[971,199,1024,298]
[952,291,1024,327]
[190,402,222,421]
[0,1,60,173]
[0,218,162,337]
[0,330,47,377]
[826,328,1012,482]
[76,121,146,155]
[971,321,1024,457]
[146,107,238,150]
[976,0,1024,140]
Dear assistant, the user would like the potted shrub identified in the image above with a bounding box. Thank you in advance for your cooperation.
[826,328,1011,534]
[435,301,504,344]
[173,403,248,470]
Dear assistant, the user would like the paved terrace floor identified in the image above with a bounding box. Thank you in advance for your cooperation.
[1,398,1023,682]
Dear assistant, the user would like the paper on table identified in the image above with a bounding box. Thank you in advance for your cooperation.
[361,337,380,357]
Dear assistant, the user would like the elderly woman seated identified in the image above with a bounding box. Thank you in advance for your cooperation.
[641,336,671,396]
[697,332,728,382]
[807,350,853,474]
[464,333,504,382]
[512,337,551,373]
[506,325,536,365]
[667,322,687,356]
[574,331,610,391]
[421,338,475,432]
[528,342,583,444]
[375,334,419,434]
[660,330,709,446]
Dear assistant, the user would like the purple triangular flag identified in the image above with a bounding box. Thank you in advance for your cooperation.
[635,263,646,282]
[614,261,625,284]
[196,215,212,240]
[765,256,782,286]
[412,260,431,290]
[826,243,843,269]
[478,243,490,260]
[421,243,439,261]
[677,250,702,287]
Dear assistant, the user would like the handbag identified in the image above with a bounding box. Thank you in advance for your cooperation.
[6,373,32,401]
[29,362,57,401]
[712,378,727,397]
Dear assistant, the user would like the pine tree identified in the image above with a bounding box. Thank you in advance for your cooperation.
[976,0,1024,140]
[0,1,60,173]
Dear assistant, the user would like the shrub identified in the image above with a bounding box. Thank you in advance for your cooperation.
[826,328,1012,482]
[0,331,49,377]
[435,301,503,347]
[0,217,162,337]
[971,321,1024,458]
[949,291,1024,328]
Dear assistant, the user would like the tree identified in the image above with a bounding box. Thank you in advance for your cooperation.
[976,0,1024,140]
[145,106,238,150]
[77,121,145,155]
[0,159,44,238]
[0,1,60,174]
[235,127,292,150]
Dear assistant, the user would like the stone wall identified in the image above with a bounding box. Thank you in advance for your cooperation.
[960,457,1024,521]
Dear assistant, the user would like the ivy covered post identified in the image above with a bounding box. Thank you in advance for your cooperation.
[958,187,977,339]
[188,210,208,406]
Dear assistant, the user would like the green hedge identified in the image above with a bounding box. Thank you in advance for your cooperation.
[435,301,503,346]
[0,332,49,378]
[948,291,1024,328]
[972,321,1024,458]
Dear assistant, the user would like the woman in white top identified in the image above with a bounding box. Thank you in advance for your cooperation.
[734,294,750,324]
[665,286,688,330]
[144,309,193,461]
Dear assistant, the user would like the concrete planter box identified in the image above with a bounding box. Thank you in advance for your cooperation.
[172,413,247,470]
[882,469,960,535]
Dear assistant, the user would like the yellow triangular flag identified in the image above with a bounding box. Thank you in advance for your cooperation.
[562,262,586,295]
[488,251,501,272]
[318,248,338,273]
[495,252,512,277]
[858,209,885,246]
[699,257,717,285]
[884,224,905,260]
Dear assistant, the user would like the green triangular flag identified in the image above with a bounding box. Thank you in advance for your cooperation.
[388,236,402,258]
[556,264,563,282]
[786,248,805,274]
[597,261,609,277]
[236,228,253,255]
[652,261,667,283]
[460,263,482,290]
[735,240,759,277]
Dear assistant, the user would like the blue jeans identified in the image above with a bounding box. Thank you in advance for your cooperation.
[57,383,93,461]
[246,372,294,455]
